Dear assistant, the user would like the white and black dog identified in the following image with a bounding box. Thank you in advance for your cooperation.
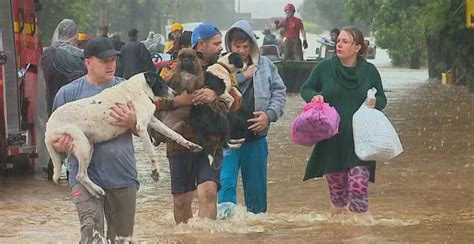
[189,52,244,167]
[45,72,202,197]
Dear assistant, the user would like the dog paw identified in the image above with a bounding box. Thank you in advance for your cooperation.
[91,186,105,198]
[151,169,160,182]
[86,188,104,199]
[210,149,224,169]
[228,138,245,149]
[186,142,203,152]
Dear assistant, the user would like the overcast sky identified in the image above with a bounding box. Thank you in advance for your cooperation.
[235,0,304,19]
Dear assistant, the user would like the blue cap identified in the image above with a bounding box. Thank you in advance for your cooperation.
[191,23,220,48]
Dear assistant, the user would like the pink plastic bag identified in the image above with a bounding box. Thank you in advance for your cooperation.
[291,101,340,146]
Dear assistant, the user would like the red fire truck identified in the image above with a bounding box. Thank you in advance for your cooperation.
[0,0,42,174]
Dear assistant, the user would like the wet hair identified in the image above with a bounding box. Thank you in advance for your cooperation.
[176,31,192,49]
[168,32,175,41]
[97,26,109,37]
[111,33,124,51]
[128,28,138,38]
[330,28,340,36]
[341,26,367,56]
[57,20,77,39]
[52,19,78,44]
[227,28,251,44]
[111,33,121,41]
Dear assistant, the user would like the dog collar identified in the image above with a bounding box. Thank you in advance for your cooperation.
[216,61,232,74]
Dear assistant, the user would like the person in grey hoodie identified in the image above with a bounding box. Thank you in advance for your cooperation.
[218,20,286,214]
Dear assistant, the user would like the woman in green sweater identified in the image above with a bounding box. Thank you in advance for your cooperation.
[300,27,387,215]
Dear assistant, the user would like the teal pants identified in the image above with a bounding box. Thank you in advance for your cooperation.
[218,137,268,213]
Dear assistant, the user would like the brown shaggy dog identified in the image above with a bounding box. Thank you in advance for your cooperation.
[165,48,204,94]
[151,48,204,143]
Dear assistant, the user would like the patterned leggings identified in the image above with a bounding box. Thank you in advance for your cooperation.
[325,166,369,213]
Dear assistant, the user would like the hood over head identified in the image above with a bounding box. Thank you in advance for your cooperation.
[52,19,78,45]
[225,20,260,65]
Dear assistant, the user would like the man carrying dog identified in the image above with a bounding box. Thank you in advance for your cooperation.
[52,37,139,243]
[218,20,286,214]
[39,19,87,180]
[155,23,224,224]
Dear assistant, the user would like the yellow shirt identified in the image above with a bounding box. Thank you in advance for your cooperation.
[163,41,174,53]
[159,60,177,80]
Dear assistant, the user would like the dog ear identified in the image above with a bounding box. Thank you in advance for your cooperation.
[196,51,204,60]
[144,71,159,88]
[228,53,244,69]
[204,71,226,95]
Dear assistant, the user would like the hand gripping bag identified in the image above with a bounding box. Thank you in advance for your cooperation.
[353,88,403,161]
[291,100,340,146]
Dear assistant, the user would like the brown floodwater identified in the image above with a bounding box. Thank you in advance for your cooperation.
[1,67,473,243]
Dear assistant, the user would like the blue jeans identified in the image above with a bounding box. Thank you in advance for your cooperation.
[218,137,268,213]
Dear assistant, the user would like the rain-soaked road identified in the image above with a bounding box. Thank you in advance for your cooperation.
[1,50,473,243]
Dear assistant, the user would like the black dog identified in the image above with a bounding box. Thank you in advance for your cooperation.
[189,53,244,168]
[226,85,254,146]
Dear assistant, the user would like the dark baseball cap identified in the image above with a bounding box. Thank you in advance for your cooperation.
[83,36,119,59]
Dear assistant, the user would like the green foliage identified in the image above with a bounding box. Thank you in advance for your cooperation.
[39,0,231,44]
[304,22,322,35]
[300,0,371,35]
[300,1,318,23]
[88,0,174,40]
[301,0,349,31]
[344,0,381,25]
[33,0,474,92]
[420,0,451,36]
[437,0,474,92]
[378,1,426,68]
[345,0,427,68]
[345,0,474,91]
[39,0,93,46]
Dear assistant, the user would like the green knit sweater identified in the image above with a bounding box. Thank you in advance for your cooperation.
[300,56,387,182]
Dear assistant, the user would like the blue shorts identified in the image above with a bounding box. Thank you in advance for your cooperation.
[168,152,221,194]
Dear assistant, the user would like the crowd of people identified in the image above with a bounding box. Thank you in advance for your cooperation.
[39,2,384,242]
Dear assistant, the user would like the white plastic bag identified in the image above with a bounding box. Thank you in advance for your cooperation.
[353,88,403,161]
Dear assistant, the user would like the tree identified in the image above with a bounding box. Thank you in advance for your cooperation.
[39,0,93,46]
[90,0,173,40]
[375,1,426,68]
[344,0,380,25]
[301,0,347,32]
[345,0,474,92]
[423,0,474,92]
[97,0,108,27]
[39,1,235,43]
[300,0,370,34]
[345,0,426,68]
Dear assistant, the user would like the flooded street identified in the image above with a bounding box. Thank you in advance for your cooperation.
[1,53,473,242]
